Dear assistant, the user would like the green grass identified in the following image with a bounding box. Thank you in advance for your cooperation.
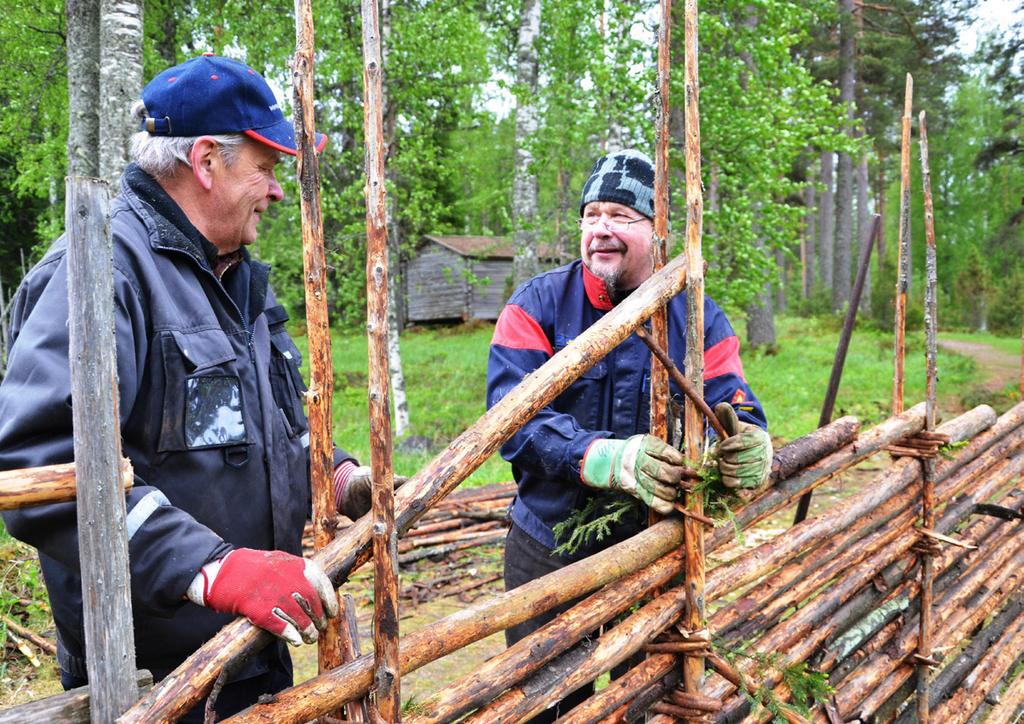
[744,316,977,441]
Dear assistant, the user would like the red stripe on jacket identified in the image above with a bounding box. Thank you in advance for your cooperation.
[704,335,746,381]
[492,304,554,355]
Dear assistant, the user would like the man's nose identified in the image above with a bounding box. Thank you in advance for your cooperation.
[268,173,284,202]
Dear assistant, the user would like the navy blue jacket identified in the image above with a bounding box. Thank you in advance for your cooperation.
[486,260,767,553]
[0,166,351,683]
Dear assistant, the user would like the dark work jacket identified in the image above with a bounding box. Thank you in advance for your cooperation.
[486,260,767,554]
[0,165,352,683]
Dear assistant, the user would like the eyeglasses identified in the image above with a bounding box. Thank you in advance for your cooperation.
[577,215,647,233]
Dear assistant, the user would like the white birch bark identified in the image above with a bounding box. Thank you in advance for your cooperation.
[856,150,872,312]
[67,0,101,177]
[832,0,856,312]
[99,0,143,186]
[511,0,541,288]
[381,0,409,438]
[818,150,835,289]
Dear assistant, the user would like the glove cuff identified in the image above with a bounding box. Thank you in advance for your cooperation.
[186,553,230,607]
[581,438,623,489]
[333,460,359,512]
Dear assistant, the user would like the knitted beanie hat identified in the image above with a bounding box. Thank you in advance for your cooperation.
[579,149,655,220]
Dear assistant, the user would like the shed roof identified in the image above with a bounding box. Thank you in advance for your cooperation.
[421,235,560,260]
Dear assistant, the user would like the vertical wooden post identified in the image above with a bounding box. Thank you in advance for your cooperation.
[361,0,401,718]
[916,109,938,724]
[893,73,913,415]
[292,4,348,713]
[649,0,672,537]
[65,176,138,722]
[681,0,706,706]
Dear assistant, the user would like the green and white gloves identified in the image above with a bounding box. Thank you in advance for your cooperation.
[581,434,685,515]
[714,402,773,492]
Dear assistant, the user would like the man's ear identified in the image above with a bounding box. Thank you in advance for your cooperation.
[188,136,222,191]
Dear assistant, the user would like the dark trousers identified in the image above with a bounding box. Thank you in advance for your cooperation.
[503,522,595,723]
[61,660,293,723]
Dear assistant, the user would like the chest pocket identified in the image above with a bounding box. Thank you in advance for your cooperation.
[158,328,248,453]
[265,305,309,437]
[557,356,608,431]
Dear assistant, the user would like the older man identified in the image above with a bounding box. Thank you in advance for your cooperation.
[486,148,771,719]
[0,55,371,719]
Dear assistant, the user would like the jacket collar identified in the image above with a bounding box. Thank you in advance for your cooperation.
[582,264,614,311]
[118,164,270,317]
[120,164,222,271]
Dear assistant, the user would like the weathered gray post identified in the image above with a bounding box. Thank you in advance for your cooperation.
[65,176,138,721]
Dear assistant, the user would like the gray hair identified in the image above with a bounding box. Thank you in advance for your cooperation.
[129,100,247,179]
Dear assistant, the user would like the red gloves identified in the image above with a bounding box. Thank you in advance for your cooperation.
[187,548,339,646]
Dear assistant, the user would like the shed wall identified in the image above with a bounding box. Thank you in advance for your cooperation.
[406,246,468,322]
[468,259,514,320]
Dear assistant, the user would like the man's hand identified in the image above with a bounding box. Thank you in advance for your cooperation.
[186,548,339,646]
[581,434,683,515]
[334,462,409,519]
[714,402,773,492]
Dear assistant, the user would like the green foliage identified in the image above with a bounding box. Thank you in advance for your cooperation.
[716,642,834,721]
[551,493,638,556]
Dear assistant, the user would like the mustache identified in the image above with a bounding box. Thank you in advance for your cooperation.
[587,239,626,254]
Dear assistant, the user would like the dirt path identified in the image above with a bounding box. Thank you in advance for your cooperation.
[939,337,1020,393]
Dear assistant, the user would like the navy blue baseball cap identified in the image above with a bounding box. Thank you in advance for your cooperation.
[140,53,327,155]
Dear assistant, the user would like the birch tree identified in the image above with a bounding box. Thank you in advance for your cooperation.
[511,0,541,288]
[832,0,855,312]
[67,0,100,177]
[817,150,834,288]
[381,0,410,438]
[98,0,143,186]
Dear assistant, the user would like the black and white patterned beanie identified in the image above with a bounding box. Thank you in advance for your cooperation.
[579,149,655,220]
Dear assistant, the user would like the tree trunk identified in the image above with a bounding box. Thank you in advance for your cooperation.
[511,0,541,288]
[803,164,816,299]
[775,247,786,313]
[818,150,835,289]
[856,149,872,313]
[66,0,100,177]
[381,0,409,439]
[746,221,775,349]
[832,0,855,312]
[98,0,143,186]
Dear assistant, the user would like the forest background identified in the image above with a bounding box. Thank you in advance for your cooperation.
[0,0,1021,367]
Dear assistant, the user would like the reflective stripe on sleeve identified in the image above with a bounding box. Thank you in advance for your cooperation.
[126,490,172,541]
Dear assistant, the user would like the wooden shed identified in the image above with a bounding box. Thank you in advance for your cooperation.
[403,235,559,323]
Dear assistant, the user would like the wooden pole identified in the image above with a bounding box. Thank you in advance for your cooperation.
[916,108,939,724]
[893,73,913,415]
[360,0,400,717]
[793,215,880,524]
[291,0,347,704]
[0,458,132,510]
[65,176,138,721]
[121,256,689,724]
[223,520,688,723]
[681,0,706,703]
[648,0,672,544]
[0,670,153,724]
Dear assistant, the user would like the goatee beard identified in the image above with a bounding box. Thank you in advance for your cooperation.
[589,265,636,304]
